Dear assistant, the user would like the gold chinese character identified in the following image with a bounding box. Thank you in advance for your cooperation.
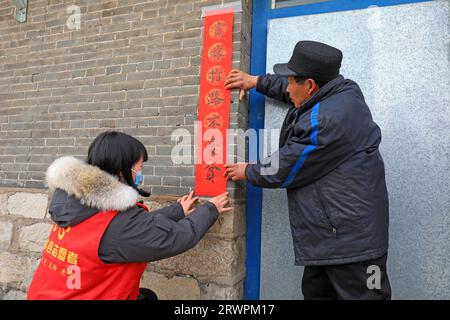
[209,20,227,40]
[208,43,227,62]
[67,251,78,265]
[45,241,54,254]
[204,112,224,129]
[205,164,221,183]
[51,244,59,258]
[205,89,225,109]
[206,66,225,85]
[57,247,68,262]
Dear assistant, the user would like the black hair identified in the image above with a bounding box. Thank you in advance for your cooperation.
[294,75,329,89]
[87,131,150,197]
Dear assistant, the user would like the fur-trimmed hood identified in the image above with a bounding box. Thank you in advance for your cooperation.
[46,156,139,212]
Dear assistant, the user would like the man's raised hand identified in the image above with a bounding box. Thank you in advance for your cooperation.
[224,69,258,101]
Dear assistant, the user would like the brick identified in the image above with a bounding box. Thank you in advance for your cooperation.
[80,84,110,94]
[116,28,148,40]
[122,127,158,137]
[153,236,245,284]
[163,47,200,59]
[161,66,199,78]
[113,46,146,57]
[6,131,32,139]
[87,1,117,13]
[69,120,85,129]
[208,204,246,238]
[126,89,160,100]
[84,120,100,128]
[94,74,126,85]
[128,52,164,63]
[142,10,158,19]
[127,71,161,81]
[124,107,159,117]
[3,290,27,300]
[140,272,200,300]
[85,34,115,44]
[169,57,190,68]
[93,92,126,102]
[164,29,201,42]
[155,166,193,177]
[106,65,121,75]
[151,186,191,196]
[56,38,84,48]
[90,109,123,119]
[0,252,31,286]
[102,6,134,17]
[86,67,106,77]
[122,64,137,73]
[31,129,59,139]
[7,192,48,219]
[111,81,144,91]
[200,282,243,300]
[161,85,198,97]
[137,62,154,71]
[162,176,181,187]
[142,175,161,186]
[18,223,52,253]
[46,138,75,147]
[153,60,170,70]
[145,77,182,88]
[0,221,13,250]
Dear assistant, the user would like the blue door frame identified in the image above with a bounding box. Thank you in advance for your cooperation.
[243,0,433,300]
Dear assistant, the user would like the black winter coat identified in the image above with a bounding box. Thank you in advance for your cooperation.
[246,74,389,266]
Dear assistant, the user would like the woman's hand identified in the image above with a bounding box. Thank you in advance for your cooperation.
[208,192,233,214]
[177,191,199,216]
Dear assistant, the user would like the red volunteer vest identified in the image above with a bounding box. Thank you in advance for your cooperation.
[27,204,148,300]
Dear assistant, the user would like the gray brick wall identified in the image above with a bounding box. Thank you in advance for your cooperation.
[0,0,252,196]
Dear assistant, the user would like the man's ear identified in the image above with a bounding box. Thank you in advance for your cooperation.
[307,79,319,95]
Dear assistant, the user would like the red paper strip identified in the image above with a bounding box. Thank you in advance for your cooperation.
[195,11,234,197]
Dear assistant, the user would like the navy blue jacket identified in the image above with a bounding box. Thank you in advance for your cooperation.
[246,74,389,266]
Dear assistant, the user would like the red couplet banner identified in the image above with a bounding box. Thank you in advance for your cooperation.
[194,11,234,197]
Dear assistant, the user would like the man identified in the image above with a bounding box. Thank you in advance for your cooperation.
[224,41,391,300]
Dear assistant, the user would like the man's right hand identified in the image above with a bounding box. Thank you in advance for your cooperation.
[225,69,258,101]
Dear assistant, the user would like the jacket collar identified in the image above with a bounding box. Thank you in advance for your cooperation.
[296,75,347,117]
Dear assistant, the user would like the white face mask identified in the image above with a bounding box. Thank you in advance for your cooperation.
[131,169,142,187]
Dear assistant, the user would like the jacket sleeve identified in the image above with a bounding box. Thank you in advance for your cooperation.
[98,202,219,263]
[245,112,354,189]
[256,74,291,104]
[150,202,185,222]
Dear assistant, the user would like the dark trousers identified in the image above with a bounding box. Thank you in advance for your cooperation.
[137,288,158,300]
[302,253,391,300]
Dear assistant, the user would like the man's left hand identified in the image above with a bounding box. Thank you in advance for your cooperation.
[224,163,248,181]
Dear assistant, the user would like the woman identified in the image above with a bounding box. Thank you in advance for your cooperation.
[27,131,231,300]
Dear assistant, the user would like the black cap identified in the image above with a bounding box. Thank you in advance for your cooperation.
[273,40,343,82]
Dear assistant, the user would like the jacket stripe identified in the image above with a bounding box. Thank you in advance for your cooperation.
[281,102,320,188]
